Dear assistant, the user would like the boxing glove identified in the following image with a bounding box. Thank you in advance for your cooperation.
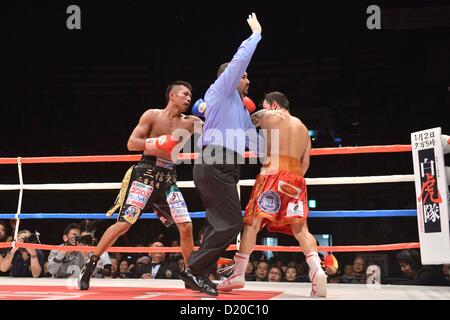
[145,135,179,154]
[192,99,207,117]
[243,96,256,113]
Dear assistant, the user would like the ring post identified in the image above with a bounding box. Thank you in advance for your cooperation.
[411,127,450,264]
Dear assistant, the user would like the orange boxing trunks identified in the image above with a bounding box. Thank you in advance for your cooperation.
[244,156,308,235]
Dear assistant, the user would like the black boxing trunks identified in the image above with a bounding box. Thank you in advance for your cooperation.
[106,155,191,227]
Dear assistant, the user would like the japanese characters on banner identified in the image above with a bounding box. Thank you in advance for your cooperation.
[411,127,450,264]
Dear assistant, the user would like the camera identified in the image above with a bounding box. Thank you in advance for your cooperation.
[24,233,40,244]
[74,234,93,245]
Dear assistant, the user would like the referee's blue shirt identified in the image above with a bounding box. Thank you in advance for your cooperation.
[200,33,262,156]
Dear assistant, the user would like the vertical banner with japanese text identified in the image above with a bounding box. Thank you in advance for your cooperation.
[411,127,450,264]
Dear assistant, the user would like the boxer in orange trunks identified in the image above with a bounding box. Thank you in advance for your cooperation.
[217,91,328,297]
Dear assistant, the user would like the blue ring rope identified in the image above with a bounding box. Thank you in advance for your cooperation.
[0,210,416,219]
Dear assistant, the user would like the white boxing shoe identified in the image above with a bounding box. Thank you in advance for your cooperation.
[310,269,327,297]
[217,274,245,292]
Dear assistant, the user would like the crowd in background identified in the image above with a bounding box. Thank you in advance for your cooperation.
[1,220,449,286]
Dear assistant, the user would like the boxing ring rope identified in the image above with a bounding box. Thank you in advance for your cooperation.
[0,242,420,254]
[0,144,411,165]
[0,175,415,191]
[0,144,417,254]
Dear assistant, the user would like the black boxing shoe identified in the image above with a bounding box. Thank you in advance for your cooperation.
[184,282,200,291]
[78,255,99,290]
[180,268,218,296]
[180,267,202,292]
[196,274,218,296]
[203,275,218,291]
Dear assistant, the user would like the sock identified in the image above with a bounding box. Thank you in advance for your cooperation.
[234,253,249,275]
[305,252,323,274]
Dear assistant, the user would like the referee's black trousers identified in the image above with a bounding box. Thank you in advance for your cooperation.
[188,147,243,275]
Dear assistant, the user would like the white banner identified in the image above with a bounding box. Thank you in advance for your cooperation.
[411,127,450,264]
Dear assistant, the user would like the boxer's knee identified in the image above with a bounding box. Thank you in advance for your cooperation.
[112,221,131,236]
[246,217,263,233]
[291,220,308,238]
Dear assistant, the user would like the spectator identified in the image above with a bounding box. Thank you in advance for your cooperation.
[340,264,355,283]
[80,230,112,279]
[0,221,7,242]
[117,260,132,278]
[177,258,185,273]
[168,239,183,263]
[0,230,44,277]
[443,264,450,281]
[351,255,366,283]
[107,257,119,278]
[255,260,269,281]
[296,261,308,280]
[42,261,52,278]
[328,272,341,284]
[132,242,180,279]
[47,223,89,278]
[245,259,256,281]
[395,249,450,286]
[284,266,299,282]
[268,266,283,282]
[0,221,10,276]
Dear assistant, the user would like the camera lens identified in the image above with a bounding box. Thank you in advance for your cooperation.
[79,234,93,245]
[26,234,39,244]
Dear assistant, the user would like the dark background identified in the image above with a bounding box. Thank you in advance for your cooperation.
[0,1,449,271]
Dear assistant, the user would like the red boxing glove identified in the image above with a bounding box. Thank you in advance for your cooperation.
[145,135,179,154]
[322,254,338,271]
[243,96,256,113]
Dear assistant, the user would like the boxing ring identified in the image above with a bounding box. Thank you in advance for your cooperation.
[1,144,449,300]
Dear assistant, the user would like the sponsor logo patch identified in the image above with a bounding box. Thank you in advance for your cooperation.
[126,181,153,209]
[287,201,304,217]
[278,180,301,198]
[167,190,187,210]
[123,206,141,224]
[257,191,281,214]
[167,189,189,222]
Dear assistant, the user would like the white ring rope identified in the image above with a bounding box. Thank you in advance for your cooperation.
[0,174,415,191]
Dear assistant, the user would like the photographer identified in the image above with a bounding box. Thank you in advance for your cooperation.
[48,223,93,278]
[0,230,44,277]
[0,221,10,276]
[80,230,113,278]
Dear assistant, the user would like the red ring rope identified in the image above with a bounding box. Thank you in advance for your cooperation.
[0,145,412,165]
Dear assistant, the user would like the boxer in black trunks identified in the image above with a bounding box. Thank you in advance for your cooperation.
[78,81,202,290]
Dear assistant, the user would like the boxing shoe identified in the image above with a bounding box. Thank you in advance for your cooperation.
[310,269,327,298]
[217,273,245,292]
[180,267,218,296]
[184,276,216,291]
[78,255,99,290]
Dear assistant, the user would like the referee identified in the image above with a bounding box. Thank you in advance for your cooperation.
[180,13,263,296]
